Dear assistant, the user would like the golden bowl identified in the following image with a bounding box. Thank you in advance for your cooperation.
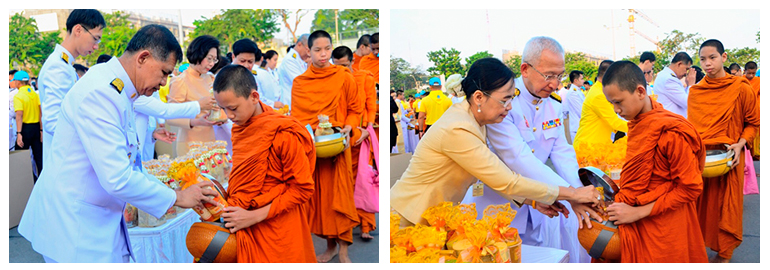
[315,132,347,158]
[703,146,735,178]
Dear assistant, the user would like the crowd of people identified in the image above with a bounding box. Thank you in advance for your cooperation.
[390,36,759,263]
[11,9,379,263]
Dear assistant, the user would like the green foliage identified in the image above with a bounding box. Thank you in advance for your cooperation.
[725,47,760,67]
[390,56,428,92]
[82,11,137,66]
[9,13,62,75]
[656,30,704,66]
[463,51,494,74]
[565,52,599,83]
[311,9,378,41]
[426,47,463,77]
[190,9,280,54]
[504,54,522,76]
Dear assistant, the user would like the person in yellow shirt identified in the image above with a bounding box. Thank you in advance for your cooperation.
[573,60,628,148]
[417,77,452,136]
[12,71,43,179]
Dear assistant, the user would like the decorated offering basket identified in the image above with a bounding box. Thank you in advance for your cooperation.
[186,221,237,263]
[167,160,229,222]
[703,144,735,178]
[124,204,138,228]
[577,167,621,261]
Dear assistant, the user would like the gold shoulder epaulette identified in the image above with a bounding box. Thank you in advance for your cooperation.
[110,78,124,94]
[61,52,70,64]
[550,92,562,103]
[514,88,520,97]
[252,69,257,75]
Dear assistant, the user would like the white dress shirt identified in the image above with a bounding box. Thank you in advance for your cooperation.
[277,48,308,110]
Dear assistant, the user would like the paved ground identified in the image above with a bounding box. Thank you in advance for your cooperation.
[9,213,379,263]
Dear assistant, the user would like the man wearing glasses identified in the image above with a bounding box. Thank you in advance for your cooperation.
[637,51,656,97]
[653,52,696,118]
[462,36,593,263]
[39,9,105,167]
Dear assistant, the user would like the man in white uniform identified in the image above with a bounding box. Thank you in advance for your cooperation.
[18,25,217,263]
[562,70,585,143]
[277,33,310,110]
[39,9,105,167]
[233,39,283,109]
[462,37,599,263]
[638,51,656,96]
[653,52,695,118]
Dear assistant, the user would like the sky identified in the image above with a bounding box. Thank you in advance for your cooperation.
[391,9,760,71]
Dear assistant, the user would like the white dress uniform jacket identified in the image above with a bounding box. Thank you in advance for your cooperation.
[134,90,200,162]
[277,48,307,110]
[462,77,589,263]
[39,44,79,166]
[562,84,586,142]
[653,66,689,118]
[18,58,177,263]
[253,68,281,108]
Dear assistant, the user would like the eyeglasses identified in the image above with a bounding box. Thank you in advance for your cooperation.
[205,56,219,64]
[80,25,101,44]
[526,62,564,82]
[481,91,513,107]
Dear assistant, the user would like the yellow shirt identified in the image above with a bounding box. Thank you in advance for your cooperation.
[573,81,628,146]
[158,76,171,103]
[13,85,41,124]
[390,101,559,225]
[417,90,453,125]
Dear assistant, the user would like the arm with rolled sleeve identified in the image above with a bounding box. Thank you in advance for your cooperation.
[134,95,200,120]
[487,114,572,188]
[40,65,75,135]
[73,90,176,218]
[443,123,559,204]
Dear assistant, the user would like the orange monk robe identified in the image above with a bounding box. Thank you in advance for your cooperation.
[291,64,364,244]
[352,53,364,72]
[227,101,317,263]
[615,100,708,263]
[349,69,378,234]
[358,54,379,84]
[747,76,760,157]
[688,74,760,260]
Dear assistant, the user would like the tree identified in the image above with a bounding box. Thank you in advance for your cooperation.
[657,30,704,66]
[311,9,379,41]
[391,56,428,92]
[190,9,280,54]
[463,51,494,74]
[426,48,463,77]
[278,9,311,43]
[82,11,137,66]
[9,13,62,75]
[725,47,760,67]
[565,52,599,83]
[504,54,522,76]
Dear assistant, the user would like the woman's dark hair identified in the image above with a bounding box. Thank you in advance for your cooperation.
[461,58,515,101]
[210,55,231,75]
[186,35,220,65]
[260,50,279,68]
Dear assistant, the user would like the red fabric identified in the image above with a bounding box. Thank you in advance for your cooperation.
[615,99,707,262]
[227,101,317,263]
[688,74,760,259]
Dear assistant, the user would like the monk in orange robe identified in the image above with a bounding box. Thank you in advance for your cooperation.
[744,61,760,160]
[332,45,378,241]
[352,34,371,72]
[601,61,708,263]
[358,32,379,85]
[292,30,363,263]
[213,65,317,263]
[688,40,760,263]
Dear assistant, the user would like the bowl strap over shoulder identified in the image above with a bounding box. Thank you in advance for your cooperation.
[589,220,617,259]
[200,230,230,263]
